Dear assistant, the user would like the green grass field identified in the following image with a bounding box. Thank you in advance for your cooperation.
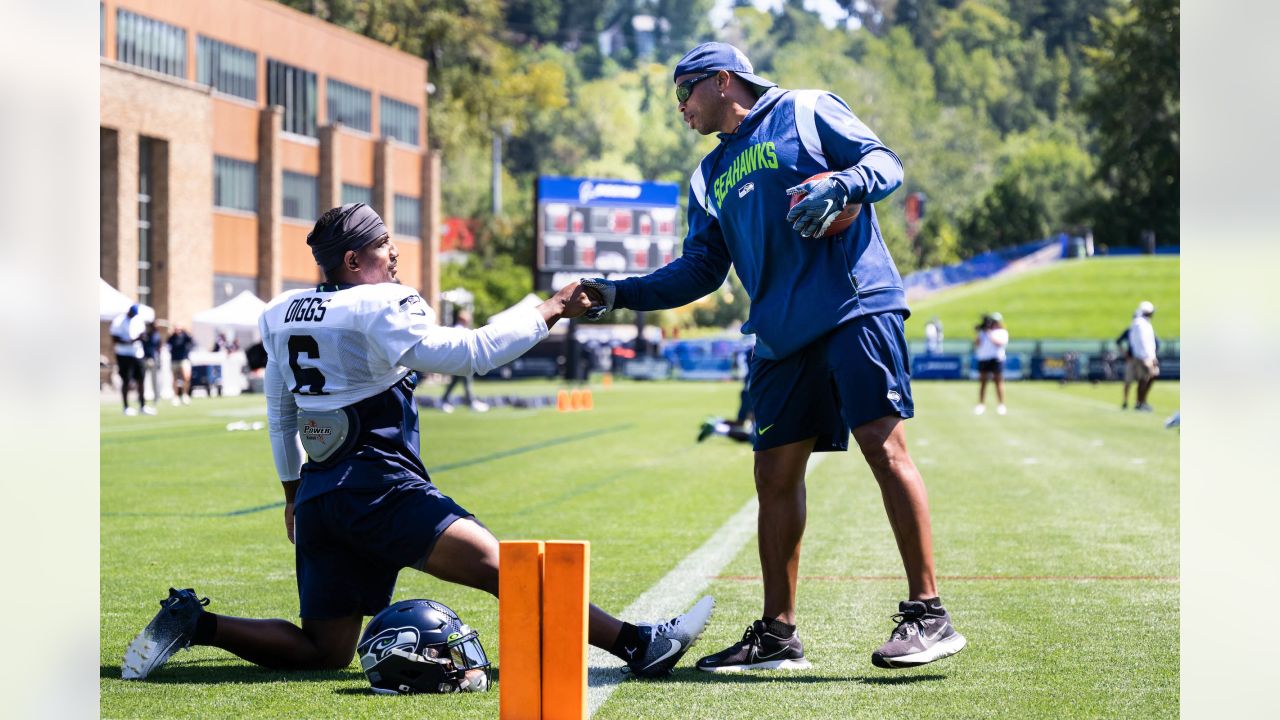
[101,378,1179,718]
[905,256,1180,340]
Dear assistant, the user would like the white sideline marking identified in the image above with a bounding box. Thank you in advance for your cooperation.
[586,454,828,717]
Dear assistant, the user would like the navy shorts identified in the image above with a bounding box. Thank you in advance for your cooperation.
[293,479,471,619]
[977,359,1004,374]
[748,311,914,453]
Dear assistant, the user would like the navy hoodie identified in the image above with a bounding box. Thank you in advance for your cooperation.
[612,87,909,360]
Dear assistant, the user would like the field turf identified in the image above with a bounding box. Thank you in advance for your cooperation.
[101,378,1179,718]
[906,256,1180,340]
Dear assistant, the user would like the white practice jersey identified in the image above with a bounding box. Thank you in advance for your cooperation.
[261,283,434,411]
[259,282,549,481]
[975,327,1009,361]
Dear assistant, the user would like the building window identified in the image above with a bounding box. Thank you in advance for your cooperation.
[137,138,155,308]
[214,156,257,212]
[341,183,372,206]
[380,96,419,146]
[394,195,421,238]
[213,274,257,306]
[267,59,317,137]
[197,36,257,101]
[283,171,318,221]
[116,8,187,79]
[327,78,372,133]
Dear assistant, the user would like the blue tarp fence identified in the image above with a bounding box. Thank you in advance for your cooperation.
[903,237,1060,296]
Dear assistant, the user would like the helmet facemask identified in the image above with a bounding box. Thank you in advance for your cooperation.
[358,600,491,694]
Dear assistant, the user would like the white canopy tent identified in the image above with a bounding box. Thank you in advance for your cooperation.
[192,290,266,331]
[191,291,267,348]
[99,278,153,322]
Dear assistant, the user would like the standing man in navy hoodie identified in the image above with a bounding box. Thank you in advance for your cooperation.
[582,42,966,672]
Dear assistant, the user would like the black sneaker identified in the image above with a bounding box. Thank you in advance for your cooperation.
[871,600,966,669]
[627,595,715,678]
[696,620,811,673]
[122,588,210,680]
[697,417,718,443]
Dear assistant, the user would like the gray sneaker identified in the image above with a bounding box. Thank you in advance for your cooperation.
[871,600,966,669]
[696,620,812,673]
[627,595,715,678]
[122,588,210,680]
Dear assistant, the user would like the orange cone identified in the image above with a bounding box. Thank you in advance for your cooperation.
[582,389,594,410]
[557,389,571,412]
[570,389,583,411]
[602,373,613,389]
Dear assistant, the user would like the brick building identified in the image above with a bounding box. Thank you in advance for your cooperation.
[100,0,442,331]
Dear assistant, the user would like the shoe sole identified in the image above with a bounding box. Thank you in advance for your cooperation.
[698,657,813,673]
[121,630,184,680]
[633,596,715,678]
[871,633,967,669]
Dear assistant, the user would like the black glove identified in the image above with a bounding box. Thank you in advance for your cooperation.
[579,278,616,320]
[785,176,850,238]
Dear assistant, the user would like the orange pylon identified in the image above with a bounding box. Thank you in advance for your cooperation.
[582,389,594,410]
[557,389,571,412]
[601,373,613,389]
[569,389,583,411]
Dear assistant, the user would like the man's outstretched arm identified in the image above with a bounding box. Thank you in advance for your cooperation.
[395,282,593,377]
[582,184,732,317]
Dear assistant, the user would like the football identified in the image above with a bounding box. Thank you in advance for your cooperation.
[788,171,862,237]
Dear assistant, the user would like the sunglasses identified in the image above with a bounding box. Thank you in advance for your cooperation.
[675,71,717,103]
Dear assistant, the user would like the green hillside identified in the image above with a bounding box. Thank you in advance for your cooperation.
[905,256,1179,341]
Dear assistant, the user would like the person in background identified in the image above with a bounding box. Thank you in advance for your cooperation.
[924,317,944,355]
[1115,318,1136,409]
[973,312,1009,416]
[167,325,195,406]
[439,309,489,413]
[110,304,153,416]
[1126,301,1160,411]
[699,341,756,444]
[143,322,164,406]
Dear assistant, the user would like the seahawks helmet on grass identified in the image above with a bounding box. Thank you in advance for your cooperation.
[357,599,491,694]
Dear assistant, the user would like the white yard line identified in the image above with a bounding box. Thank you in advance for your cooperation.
[586,453,828,717]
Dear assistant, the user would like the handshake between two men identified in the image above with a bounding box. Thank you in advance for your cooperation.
[535,279,615,326]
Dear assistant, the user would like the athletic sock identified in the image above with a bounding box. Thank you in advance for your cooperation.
[192,612,218,645]
[921,596,944,614]
[764,618,796,638]
[608,622,647,664]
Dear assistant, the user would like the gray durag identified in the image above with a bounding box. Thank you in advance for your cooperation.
[306,203,388,271]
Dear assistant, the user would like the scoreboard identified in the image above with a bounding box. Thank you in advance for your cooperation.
[534,176,682,292]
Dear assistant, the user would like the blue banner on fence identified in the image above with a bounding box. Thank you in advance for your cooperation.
[912,355,965,379]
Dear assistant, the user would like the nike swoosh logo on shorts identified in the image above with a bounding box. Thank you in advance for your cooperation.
[643,639,682,671]
[757,424,775,436]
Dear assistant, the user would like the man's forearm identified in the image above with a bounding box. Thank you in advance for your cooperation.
[833,148,903,204]
[613,257,728,311]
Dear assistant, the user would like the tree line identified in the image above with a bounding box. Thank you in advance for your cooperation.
[278,0,1178,324]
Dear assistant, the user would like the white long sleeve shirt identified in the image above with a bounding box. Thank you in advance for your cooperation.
[259,283,548,481]
[1128,316,1157,360]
